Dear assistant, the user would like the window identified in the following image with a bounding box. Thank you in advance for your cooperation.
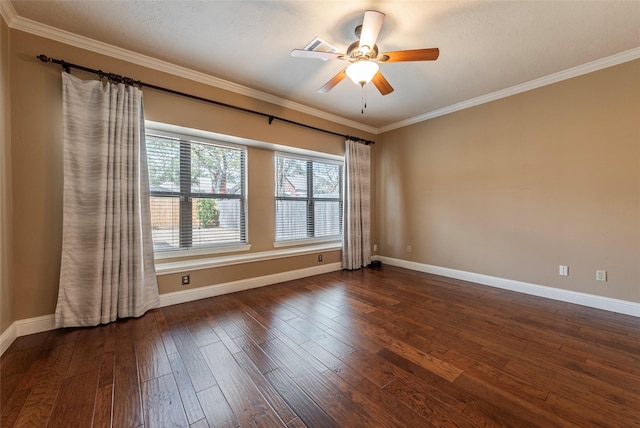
[274,153,343,242]
[146,129,246,252]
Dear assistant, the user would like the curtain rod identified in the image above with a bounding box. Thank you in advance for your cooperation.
[37,55,375,145]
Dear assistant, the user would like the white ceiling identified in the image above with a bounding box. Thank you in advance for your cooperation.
[5,1,640,131]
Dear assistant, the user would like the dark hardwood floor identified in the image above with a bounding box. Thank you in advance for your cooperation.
[2,266,639,427]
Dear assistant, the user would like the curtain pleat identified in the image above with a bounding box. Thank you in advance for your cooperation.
[55,72,159,328]
[342,139,371,270]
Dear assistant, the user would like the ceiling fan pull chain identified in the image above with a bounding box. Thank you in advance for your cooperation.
[365,84,368,110]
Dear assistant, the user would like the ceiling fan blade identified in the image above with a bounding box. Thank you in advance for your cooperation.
[291,49,346,61]
[359,10,385,52]
[379,48,440,62]
[372,71,394,95]
[318,68,348,93]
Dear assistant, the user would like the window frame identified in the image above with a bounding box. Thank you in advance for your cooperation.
[146,126,249,256]
[274,151,344,246]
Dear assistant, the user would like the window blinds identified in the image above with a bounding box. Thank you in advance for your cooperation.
[146,132,247,252]
[274,153,343,242]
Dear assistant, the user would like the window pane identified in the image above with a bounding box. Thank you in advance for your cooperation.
[150,196,179,251]
[275,157,307,197]
[192,197,244,246]
[274,153,343,242]
[313,162,341,198]
[314,201,341,237]
[147,135,180,193]
[275,200,308,240]
[191,144,243,195]
[147,126,247,252]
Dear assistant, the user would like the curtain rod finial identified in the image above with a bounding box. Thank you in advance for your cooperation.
[37,54,50,63]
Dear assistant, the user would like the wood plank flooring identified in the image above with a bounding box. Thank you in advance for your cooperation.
[2,266,639,427]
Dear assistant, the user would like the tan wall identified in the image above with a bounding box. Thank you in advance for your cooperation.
[10,22,635,327]
[9,29,375,321]
[376,60,640,303]
[158,252,342,295]
[1,16,14,335]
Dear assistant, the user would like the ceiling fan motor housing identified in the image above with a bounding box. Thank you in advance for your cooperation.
[347,40,379,60]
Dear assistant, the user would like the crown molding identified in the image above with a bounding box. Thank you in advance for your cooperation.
[378,47,640,133]
[5,11,378,135]
[0,1,18,25]
[5,3,638,136]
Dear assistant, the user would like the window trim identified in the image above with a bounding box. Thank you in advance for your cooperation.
[146,124,248,256]
[145,121,346,261]
[146,121,343,163]
[155,242,341,274]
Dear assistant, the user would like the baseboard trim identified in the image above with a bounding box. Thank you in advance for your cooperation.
[0,313,57,356]
[7,256,634,358]
[1,262,343,356]
[0,322,17,356]
[159,262,342,307]
[376,256,640,317]
[16,314,57,336]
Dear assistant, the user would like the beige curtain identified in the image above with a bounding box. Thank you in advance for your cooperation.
[55,72,159,328]
[342,138,371,270]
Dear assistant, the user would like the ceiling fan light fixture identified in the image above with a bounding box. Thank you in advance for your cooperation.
[345,60,379,85]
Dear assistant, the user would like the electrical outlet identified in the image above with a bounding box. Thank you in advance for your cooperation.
[373,244,377,252]
[407,245,412,253]
[318,254,323,262]
[181,274,190,286]
[559,265,569,276]
[596,270,607,282]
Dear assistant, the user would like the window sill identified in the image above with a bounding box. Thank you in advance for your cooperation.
[273,237,342,248]
[154,244,252,261]
[155,242,342,275]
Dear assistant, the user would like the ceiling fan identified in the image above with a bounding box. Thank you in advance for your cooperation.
[291,10,439,96]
